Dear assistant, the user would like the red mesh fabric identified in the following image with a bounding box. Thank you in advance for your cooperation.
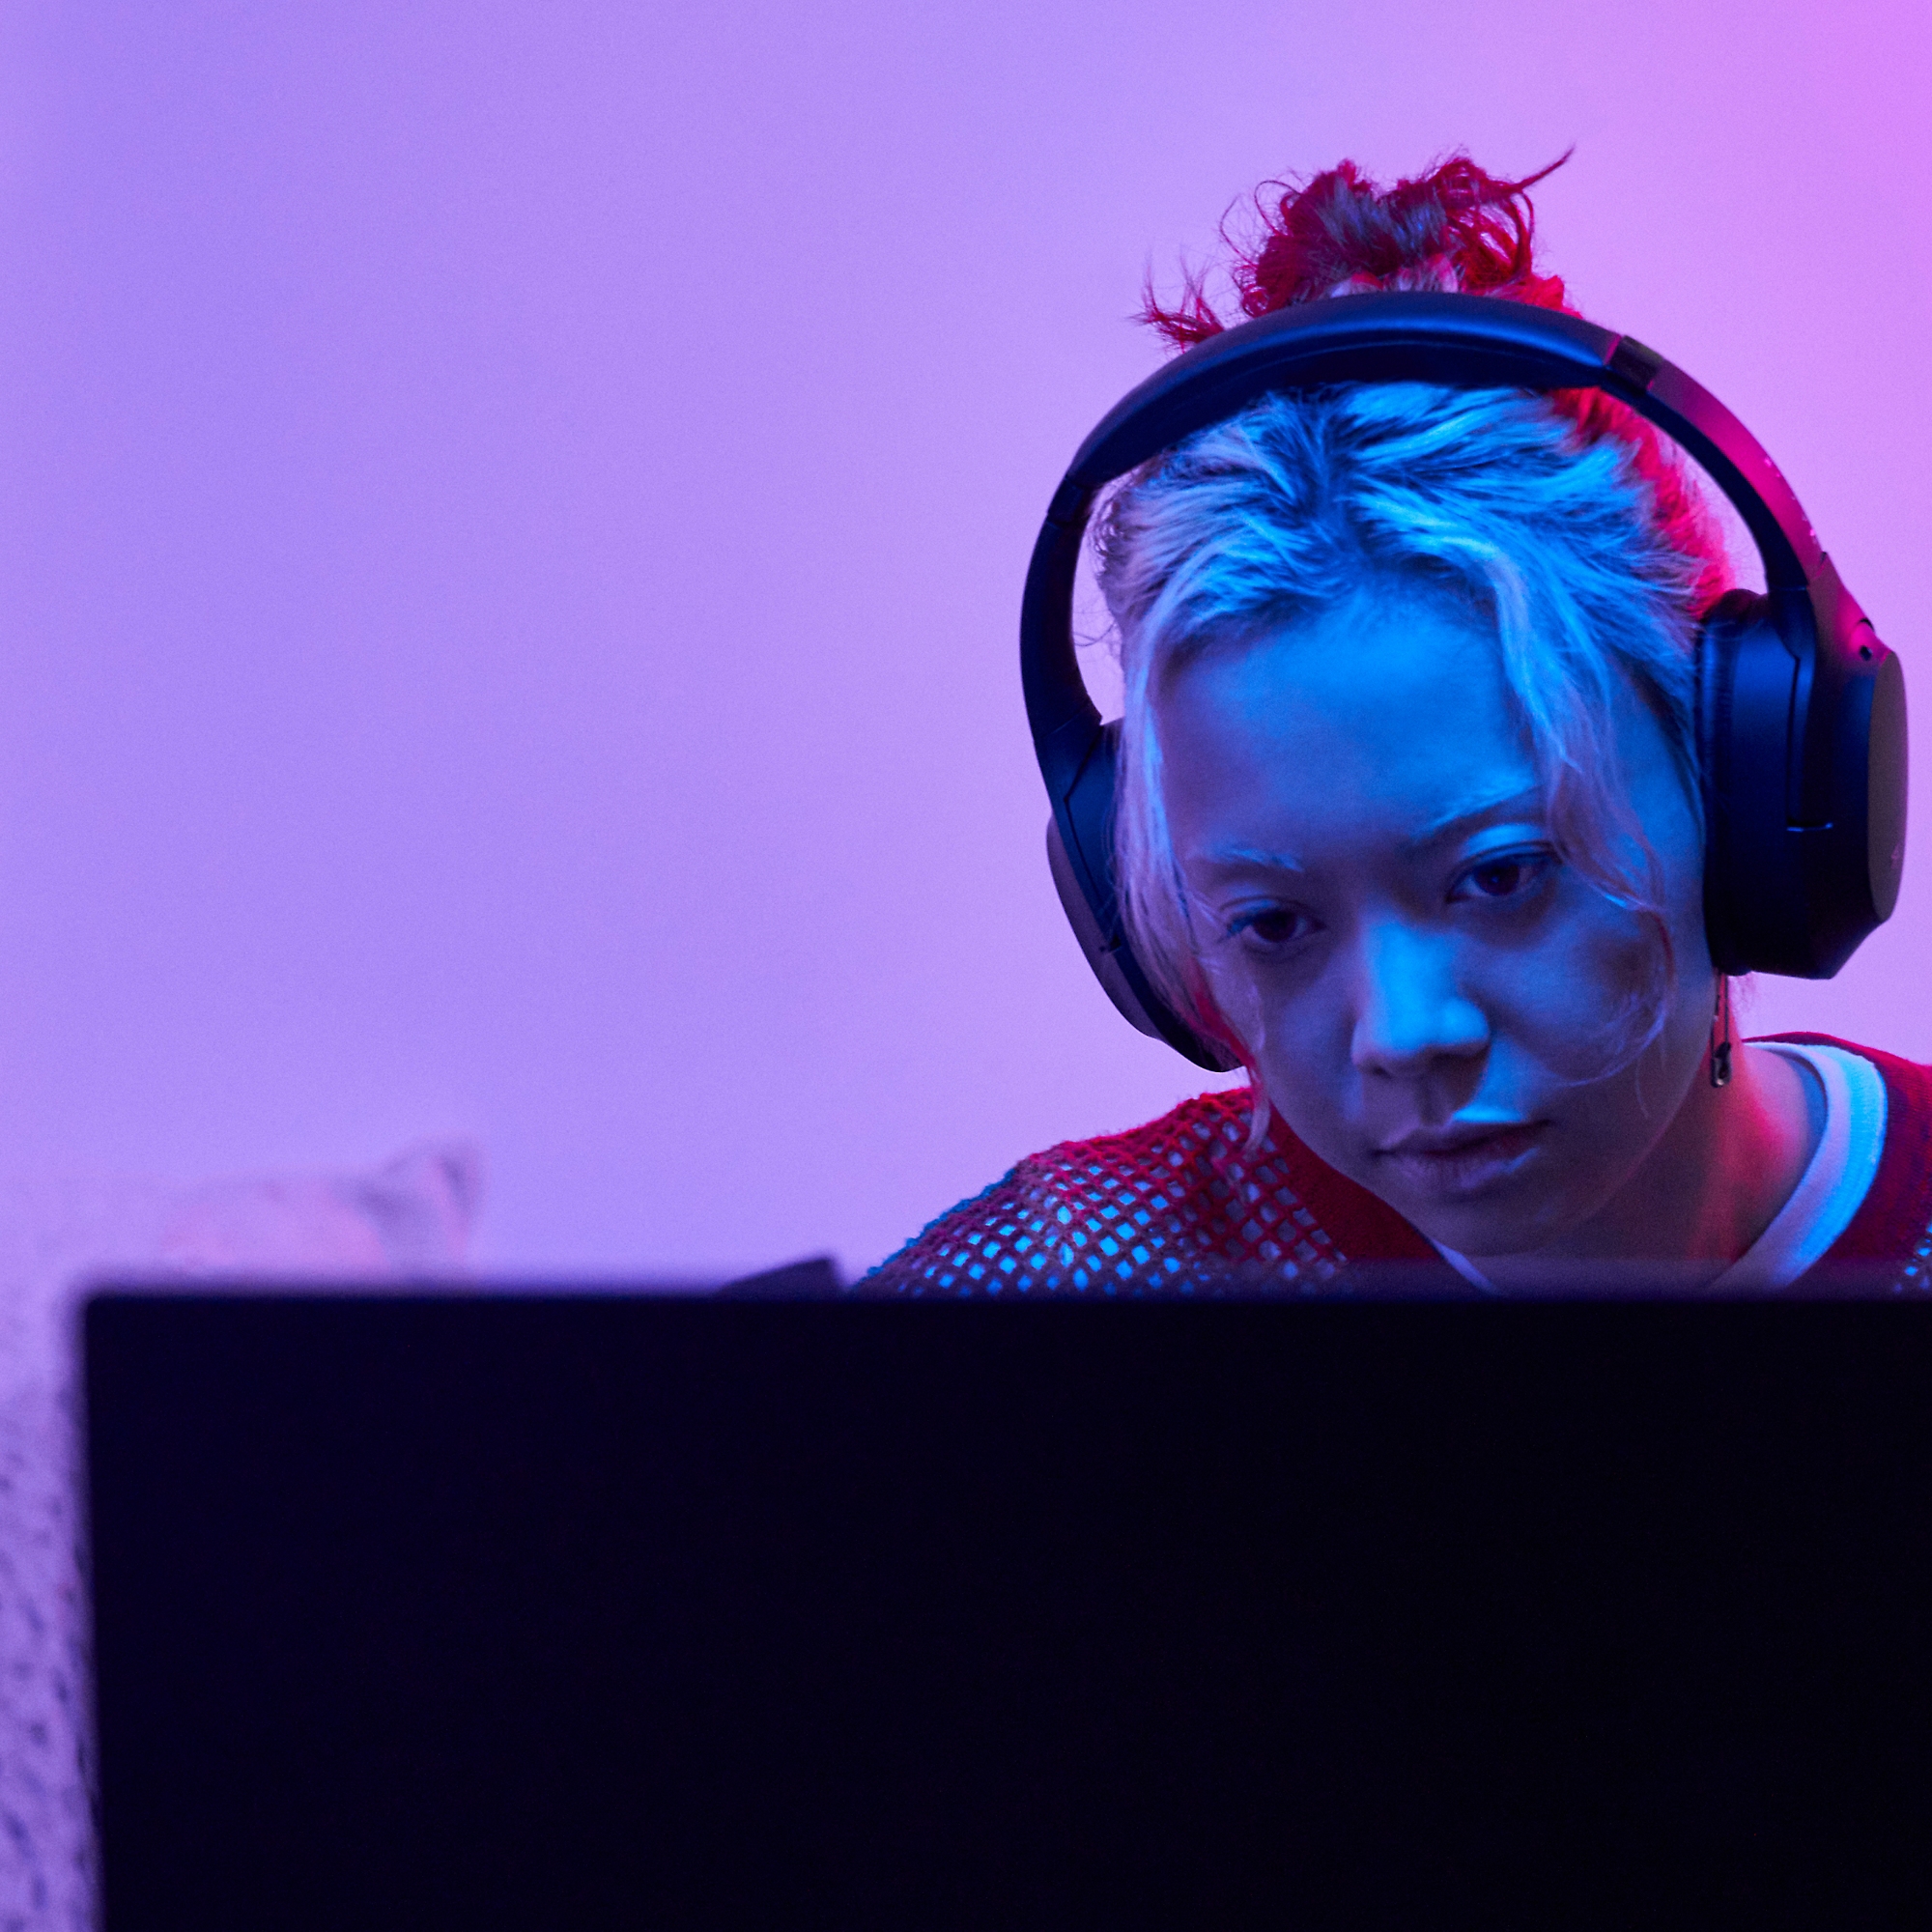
[867,1047,1932,1295]
[867,1090,1418,1295]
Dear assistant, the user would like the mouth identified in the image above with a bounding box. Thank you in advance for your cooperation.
[1375,1122,1547,1202]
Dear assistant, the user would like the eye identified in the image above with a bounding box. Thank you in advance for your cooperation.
[1452,851,1553,903]
[1228,905,1318,951]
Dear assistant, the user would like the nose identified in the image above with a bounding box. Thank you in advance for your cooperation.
[1348,918,1489,1079]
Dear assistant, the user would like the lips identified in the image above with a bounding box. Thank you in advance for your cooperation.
[1376,1122,1546,1201]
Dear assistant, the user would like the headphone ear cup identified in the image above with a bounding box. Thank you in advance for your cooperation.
[1697,589,1780,976]
[1045,813,1171,1044]
[1698,579,1908,978]
[1045,723,1242,1074]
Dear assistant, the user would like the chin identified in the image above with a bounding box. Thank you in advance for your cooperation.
[1369,1157,1589,1261]
[1430,1209,1565,1263]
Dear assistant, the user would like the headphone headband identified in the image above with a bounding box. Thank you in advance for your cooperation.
[1026,293,1822,758]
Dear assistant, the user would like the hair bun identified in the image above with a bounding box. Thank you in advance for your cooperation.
[1145,154,1570,349]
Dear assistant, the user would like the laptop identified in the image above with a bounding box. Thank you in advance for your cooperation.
[85,1286,1932,1928]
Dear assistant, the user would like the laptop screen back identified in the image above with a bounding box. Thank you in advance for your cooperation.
[85,1293,1932,1927]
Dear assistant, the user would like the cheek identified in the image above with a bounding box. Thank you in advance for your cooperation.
[1189,952,1345,1155]
[1492,891,1674,1084]
[1195,951,1279,1055]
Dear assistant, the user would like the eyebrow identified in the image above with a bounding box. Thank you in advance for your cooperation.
[1201,840,1309,875]
[1403,783,1548,853]
[1199,784,1548,876]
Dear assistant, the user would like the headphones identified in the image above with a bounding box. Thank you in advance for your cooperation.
[1022,291,1909,1072]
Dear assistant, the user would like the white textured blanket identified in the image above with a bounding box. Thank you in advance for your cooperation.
[0,1144,481,1931]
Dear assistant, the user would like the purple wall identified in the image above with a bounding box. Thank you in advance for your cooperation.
[0,0,1925,1276]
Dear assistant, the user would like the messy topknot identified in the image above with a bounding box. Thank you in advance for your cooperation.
[1145,155,1570,345]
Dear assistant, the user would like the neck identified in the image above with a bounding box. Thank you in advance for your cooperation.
[1474,1040,1826,1291]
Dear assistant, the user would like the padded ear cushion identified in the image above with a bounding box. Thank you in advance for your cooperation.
[1698,589,1790,975]
[1045,720,1242,1073]
[1698,581,1907,978]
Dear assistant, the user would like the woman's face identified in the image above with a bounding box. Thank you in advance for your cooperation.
[1154,587,1714,1260]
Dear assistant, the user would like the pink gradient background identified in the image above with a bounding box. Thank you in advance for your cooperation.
[0,1,1923,1277]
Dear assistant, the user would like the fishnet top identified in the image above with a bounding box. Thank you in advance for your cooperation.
[867,1087,1442,1296]
[867,1040,1932,1297]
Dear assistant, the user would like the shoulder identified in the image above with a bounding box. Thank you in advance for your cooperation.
[1760,1035,1932,1285]
[861,1089,1438,1296]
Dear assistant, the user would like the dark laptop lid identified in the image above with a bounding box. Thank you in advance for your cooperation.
[85,1291,1932,1928]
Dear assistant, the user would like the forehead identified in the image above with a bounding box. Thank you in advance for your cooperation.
[1155,593,1536,863]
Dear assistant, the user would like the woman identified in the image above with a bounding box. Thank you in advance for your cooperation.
[874,157,1930,1293]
